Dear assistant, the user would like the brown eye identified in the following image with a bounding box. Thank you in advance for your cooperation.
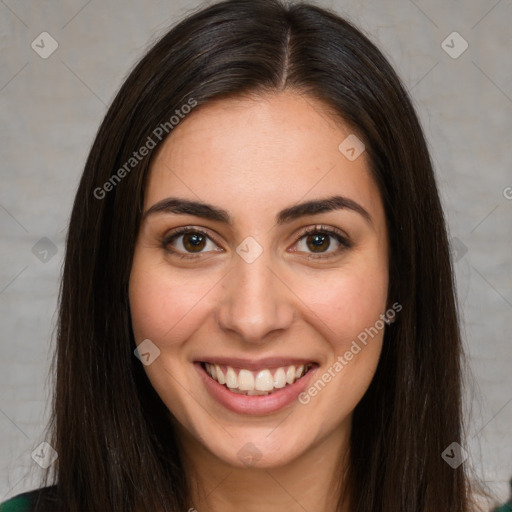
[294,226,351,259]
[304,232,331,252]
[162,228,221,258]
[181,232,207,252]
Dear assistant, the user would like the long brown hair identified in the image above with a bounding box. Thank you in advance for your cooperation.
[39,0,475,510]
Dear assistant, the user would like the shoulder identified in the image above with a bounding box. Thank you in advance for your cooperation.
[0,486,57,512]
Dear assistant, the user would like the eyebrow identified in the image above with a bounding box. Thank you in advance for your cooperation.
[142,195,372,226]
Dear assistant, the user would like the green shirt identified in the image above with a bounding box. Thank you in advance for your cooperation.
[0,493,33,512]
[0,486,57,512]
[494,504,512,512]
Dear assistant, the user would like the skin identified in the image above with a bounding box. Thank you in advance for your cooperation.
[129,90,389,512]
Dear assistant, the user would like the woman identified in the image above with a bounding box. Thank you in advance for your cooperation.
[0,0,486,510]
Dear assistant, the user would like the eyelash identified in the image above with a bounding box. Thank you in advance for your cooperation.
[161,224,352,261]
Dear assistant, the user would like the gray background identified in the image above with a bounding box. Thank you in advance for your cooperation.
[1,0,511,507]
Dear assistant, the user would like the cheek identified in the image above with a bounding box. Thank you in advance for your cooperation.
[128,261,214,412]
[294,260,389,350]
[129,261,213,346]
[295,266,388,415]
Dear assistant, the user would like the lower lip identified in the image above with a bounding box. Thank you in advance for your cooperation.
[195,362,318,415]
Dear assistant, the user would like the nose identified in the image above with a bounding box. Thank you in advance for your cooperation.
[216,251,295,344]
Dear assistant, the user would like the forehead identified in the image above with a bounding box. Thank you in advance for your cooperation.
[145,91,383,228]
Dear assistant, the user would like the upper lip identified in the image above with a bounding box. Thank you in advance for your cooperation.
[196,357,317,371]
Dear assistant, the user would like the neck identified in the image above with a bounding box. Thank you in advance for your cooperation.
[178,424,352,512]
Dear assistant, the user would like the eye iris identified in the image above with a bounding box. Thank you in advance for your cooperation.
[175,230,337,255]
[183,232,206,252]
[307,233,330,252]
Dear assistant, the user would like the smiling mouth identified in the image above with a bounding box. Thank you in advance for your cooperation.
[200,362,315,396]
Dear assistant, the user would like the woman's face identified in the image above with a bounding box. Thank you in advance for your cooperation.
[129,91,389,469]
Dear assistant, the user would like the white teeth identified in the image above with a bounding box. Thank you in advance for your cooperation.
[273,367,287,388]
[238,369,255,391]
[255,369,274,391]
[286,365,296,385]
[226,367,238,389]
[204,362,313,395]
[215,364,225,384]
